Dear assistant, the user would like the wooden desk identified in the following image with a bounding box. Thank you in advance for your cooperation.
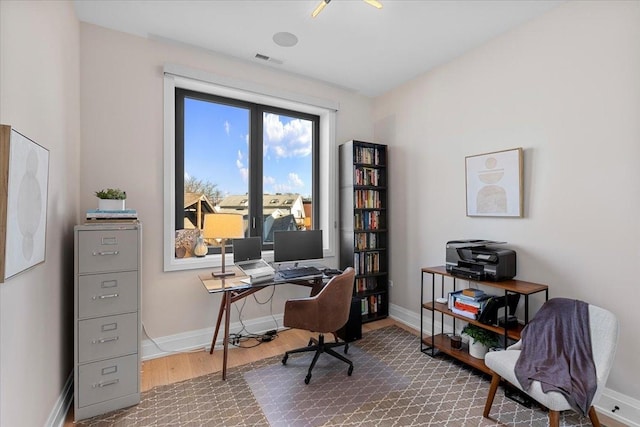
[199,267,323,380]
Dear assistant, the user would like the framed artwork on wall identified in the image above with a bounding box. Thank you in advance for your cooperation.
[0,125,50,283]
[465,147,523,217]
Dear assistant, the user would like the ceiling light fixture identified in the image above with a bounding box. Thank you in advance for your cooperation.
[312,0,330,18]
[312,0,382,18]
[364,0,383,9]
[311,0,331,18]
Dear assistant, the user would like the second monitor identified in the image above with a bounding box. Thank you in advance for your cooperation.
[273,229,323,264]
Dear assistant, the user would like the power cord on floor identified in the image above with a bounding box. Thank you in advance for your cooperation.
[143,285,281,354]
[142,322,204,355]
[229,285,280,347]
[228,328,278,348]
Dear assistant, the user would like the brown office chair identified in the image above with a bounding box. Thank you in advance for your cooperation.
[281,267,356,384]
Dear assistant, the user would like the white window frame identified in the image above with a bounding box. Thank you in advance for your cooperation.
[163,64,339,272]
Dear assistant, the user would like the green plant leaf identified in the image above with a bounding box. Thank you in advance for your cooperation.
[461,324,499,347]
[95,188,127,200]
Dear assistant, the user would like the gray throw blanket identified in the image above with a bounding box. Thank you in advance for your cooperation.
[514,298,597,416]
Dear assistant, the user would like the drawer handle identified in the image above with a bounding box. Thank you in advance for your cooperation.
[92,293,119,300]
[93,379,119,388]
[91,336,119,344]
[93,251,119,256]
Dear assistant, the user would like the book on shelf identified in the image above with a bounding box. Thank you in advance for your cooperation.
[355,146,382,165]
[84,218,139,224]
[451,306,477,320]
[448,290,492,314]
[361,298,369,315]
[462,288,485,298]
[454,300,480,314]
[86,208,138,219]
[354,166,381,186]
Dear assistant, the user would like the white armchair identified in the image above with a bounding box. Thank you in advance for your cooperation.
[483,303,619,427]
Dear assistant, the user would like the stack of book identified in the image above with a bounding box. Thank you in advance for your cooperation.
[85,209,138,224]
[448,288,491,320]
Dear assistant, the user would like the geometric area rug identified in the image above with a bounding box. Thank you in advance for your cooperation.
[76,325,598,426]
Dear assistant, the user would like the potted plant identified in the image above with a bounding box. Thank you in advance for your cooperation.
[461,324,499,359]
[95,188,127,211]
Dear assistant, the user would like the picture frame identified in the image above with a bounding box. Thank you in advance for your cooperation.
[465,147,523,217]
[0,125,50,283]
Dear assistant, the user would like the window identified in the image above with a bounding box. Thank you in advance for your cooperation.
[163,66,338,271]
[175,88,319,250]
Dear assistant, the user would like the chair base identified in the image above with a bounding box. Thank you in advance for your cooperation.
[282,333,354,384]
[483,373,602,427]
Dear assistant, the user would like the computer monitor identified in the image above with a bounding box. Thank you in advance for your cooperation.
[273,230,323,263]
[232,237,262,262]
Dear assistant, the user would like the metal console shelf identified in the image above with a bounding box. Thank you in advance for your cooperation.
[420,265,548,374]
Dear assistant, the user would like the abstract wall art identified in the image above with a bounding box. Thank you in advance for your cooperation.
[0,125,49,282]
[465,147,523,217]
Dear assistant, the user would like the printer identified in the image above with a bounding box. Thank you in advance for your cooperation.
[445,240,516,281]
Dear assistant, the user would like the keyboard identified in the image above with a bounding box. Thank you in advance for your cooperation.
[278,266,322,279]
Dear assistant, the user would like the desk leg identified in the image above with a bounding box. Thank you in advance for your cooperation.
[210,292,227,355]
[222,289,232,380]
[309,278,324,297]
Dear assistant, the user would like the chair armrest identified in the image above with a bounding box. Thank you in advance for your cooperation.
[283,298,319,331]
[507,340,522,350]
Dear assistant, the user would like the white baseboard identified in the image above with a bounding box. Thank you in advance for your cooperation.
[388,302,640,427]
[46,372,73,427]
[141,314,283,360]
[597,388,640,426]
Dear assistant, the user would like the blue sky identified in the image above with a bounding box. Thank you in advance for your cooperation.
[184,98,313,198]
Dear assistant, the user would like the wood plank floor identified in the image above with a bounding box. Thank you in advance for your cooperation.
[64,318,625,427]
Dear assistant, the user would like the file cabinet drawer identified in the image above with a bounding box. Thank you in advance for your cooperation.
[78,271,138,319]
[77,354,139,408]
[78,313,138,363]
[77,229,138,274]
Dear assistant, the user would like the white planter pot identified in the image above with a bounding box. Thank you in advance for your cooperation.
[98,199,126,211]
[468,339,489,359]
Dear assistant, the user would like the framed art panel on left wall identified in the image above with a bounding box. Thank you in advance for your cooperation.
[0,125,49,283]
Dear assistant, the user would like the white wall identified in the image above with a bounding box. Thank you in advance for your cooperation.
[374,0,640,404]
[0,1,80,426]
[79,24,374,344]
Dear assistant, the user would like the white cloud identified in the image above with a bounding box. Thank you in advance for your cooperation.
[264,176,276,185]
[263,113,312,159]
[269,172,304,194]
[237,151,248,182]
[288,172,304,188]
[224,120,230,136]
[239,167,248,182]
[264,113,285,142]
[274,183,292,193]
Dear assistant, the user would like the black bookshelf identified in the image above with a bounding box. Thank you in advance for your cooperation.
[339,140,388,322]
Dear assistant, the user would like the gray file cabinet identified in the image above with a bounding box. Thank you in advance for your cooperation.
[74,223,141,421]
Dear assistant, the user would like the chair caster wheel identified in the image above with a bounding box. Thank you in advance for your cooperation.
[304,374,311,384]
[344,343,349,354]
[282,355,288,365]
[348,365,353,376]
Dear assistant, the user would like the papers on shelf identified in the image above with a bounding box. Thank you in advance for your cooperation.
[85,209,138,224]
